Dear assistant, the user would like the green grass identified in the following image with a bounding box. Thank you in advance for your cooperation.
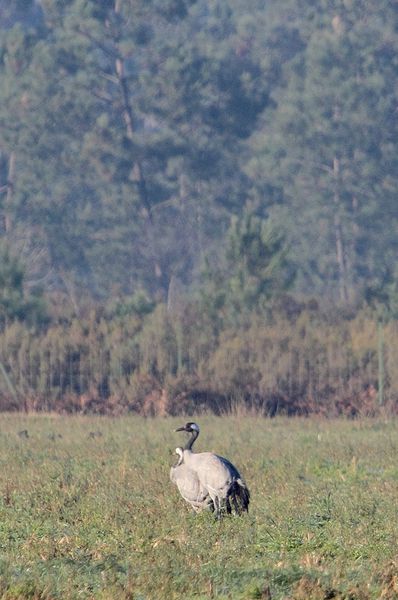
[0,415,398,599]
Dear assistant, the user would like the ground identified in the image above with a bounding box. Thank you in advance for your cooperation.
[0,414,397,599]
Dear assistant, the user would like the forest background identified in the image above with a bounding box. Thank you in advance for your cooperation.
[0,0,397,416]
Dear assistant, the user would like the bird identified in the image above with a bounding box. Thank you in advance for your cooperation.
[170,421,213,512]
[174,422,250,518]
[170,447,214,513]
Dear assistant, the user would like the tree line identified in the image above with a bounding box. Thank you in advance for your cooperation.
[0,0,397,414]
[0,297,396,416]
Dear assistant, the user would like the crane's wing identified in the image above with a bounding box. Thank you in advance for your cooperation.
[184,452,245,499]
[215,454,242,479]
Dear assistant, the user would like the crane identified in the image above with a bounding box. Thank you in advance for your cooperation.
[170,447,214,512]
[173,422,250,518]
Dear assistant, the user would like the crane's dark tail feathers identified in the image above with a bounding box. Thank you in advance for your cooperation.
[226,479,250,515]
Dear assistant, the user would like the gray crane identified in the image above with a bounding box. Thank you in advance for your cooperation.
[174,422,250,518]
[170,447,214,512]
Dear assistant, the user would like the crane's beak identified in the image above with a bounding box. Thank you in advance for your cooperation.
[175,425,187,432]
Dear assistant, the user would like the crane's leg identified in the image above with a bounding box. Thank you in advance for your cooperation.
[211,494,221,519]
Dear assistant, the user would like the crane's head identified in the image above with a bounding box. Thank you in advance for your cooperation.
[175,422,200,434]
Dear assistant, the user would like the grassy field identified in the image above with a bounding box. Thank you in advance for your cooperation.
[0,415,398,599]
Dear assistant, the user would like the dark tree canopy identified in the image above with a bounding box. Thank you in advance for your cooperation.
[0,0,397,318]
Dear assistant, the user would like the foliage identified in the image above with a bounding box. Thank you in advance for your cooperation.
[0,302,395,417]
[0,243,47,328]
[0,0,396,311]
[0,1,397,416]
[244,1,398,305]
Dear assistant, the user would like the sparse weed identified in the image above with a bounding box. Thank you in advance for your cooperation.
[0,415,397,598]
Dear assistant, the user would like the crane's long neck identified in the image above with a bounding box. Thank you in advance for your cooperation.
[184,429,199,451]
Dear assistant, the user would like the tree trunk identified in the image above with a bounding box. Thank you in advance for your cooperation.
[4,151,16,233]
[332,156,348,303]
[112,1,163,286]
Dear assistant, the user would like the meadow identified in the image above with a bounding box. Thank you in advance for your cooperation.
[0,415,397,599]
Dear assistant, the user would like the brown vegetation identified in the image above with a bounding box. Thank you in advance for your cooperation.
[0,303,396,417]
